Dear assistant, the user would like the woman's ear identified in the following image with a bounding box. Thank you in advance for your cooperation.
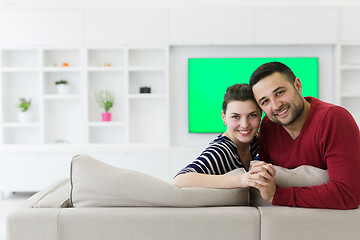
[221,111,226,125]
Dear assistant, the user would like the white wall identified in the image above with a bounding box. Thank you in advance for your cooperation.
[1,0,360,8]
[0,6,357,188]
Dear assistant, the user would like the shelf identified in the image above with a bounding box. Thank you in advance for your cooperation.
[2,122,40,128]
[43,67,81,72]
[43,94,81,100]
[1,46,168,146]
[1,67,39,72]
[87,67,125,72]
[88,121,125,127]
[340,93,360,98]
[129,94,166,99]
[128,67,166,71]
[340,65,360,70]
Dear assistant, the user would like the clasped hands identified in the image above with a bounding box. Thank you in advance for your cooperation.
[246,161,276,203]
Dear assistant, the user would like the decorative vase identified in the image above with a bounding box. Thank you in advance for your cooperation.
[57,84,69,95]
[102,112,111,121]
[18,111,31,123]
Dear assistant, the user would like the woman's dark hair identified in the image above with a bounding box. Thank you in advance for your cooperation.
[249,62,296,87]
[222,84,261,114]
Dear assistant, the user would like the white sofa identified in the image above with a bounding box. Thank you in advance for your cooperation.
[6,155,360,240]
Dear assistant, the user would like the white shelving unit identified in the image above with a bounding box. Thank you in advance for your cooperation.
[0,46,170,147]
[339,43,360,126]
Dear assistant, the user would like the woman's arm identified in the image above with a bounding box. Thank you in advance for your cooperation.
[172,172,250,189]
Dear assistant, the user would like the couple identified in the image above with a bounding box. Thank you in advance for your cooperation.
[173,62,360,210]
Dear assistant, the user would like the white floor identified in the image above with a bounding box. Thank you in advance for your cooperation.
[0,192,36,240]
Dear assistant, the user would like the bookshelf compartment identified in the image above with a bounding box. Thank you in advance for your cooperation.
[89,126,126,144]
[87,49,125,68]
[2,72,40,123]
[44,71,81,95]
[3,127,40,145]
[2,49,39,68]
[129,49,165,68]
[43,99,83,144]
[43,49,81,68]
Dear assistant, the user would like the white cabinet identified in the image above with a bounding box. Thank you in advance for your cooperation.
[83,9,169,45]
[340,9,360,42]
[169,9,253,45]
[253,8,338,44]
[338,44,360,125]
[0,49,41,145]
[0,10,82,45]
[0,46,169,192]
[0,46,169,147]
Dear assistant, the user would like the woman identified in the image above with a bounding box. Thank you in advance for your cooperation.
[172,84,275,189]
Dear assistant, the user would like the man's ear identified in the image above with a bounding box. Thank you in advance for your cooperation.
[221,111,226,125]
[294,78,303,95]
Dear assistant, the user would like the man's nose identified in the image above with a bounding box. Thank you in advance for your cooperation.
[271,99,282,111]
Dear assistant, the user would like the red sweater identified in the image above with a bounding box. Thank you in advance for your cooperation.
[258,97,360,209]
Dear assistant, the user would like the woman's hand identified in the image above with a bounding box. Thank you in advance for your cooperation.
[248,161,276,178]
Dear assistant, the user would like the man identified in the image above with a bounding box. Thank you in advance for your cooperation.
[249,62,360,209]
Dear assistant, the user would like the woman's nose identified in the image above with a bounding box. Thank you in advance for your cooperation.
[240,117,249,128]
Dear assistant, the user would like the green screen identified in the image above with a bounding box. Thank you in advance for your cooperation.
[188,58,319,133]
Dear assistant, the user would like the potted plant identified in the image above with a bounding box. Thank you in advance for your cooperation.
[55,80,69,95]
[18,98,31,122]
[95,90,115,121]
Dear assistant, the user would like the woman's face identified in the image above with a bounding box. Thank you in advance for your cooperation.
[222,100,261,144]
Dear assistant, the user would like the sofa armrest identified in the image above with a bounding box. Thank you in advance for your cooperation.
[18,178,70,209]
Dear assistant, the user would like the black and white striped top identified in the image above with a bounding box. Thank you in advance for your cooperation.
[175,134,259,177]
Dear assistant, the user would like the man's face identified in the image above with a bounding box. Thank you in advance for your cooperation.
[252,72,304,127]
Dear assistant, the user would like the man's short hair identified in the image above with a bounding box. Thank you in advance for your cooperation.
[249,62,296,87]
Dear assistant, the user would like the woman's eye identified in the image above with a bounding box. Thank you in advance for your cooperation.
[249,114,258,118]
[232,116,240,119]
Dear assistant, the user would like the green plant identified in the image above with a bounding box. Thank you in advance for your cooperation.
[18,98,31,112]
[95,90,115,112]
[55,80,68,85]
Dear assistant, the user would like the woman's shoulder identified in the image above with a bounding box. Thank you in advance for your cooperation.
[208,134,237,151]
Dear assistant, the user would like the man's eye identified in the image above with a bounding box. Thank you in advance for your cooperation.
[261,99,269,106]
[276,90,284,96]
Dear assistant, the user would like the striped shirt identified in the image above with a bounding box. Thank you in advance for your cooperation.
[175,134,259,177]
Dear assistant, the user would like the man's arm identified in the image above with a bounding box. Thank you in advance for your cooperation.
[264,108,360,209]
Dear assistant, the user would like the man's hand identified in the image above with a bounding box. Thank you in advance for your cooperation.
[248,161,277,202]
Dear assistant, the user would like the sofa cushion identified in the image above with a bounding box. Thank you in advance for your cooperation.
[70,154,249,207]
[250,163,329,206]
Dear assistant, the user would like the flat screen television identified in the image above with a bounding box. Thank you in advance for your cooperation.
[188,57,319,133]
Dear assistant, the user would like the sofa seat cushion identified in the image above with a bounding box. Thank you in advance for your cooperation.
[58,207,260,240]
[258,206,360,240]
[70,154,249,207]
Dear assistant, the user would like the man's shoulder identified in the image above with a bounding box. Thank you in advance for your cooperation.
[307,97,350,117]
